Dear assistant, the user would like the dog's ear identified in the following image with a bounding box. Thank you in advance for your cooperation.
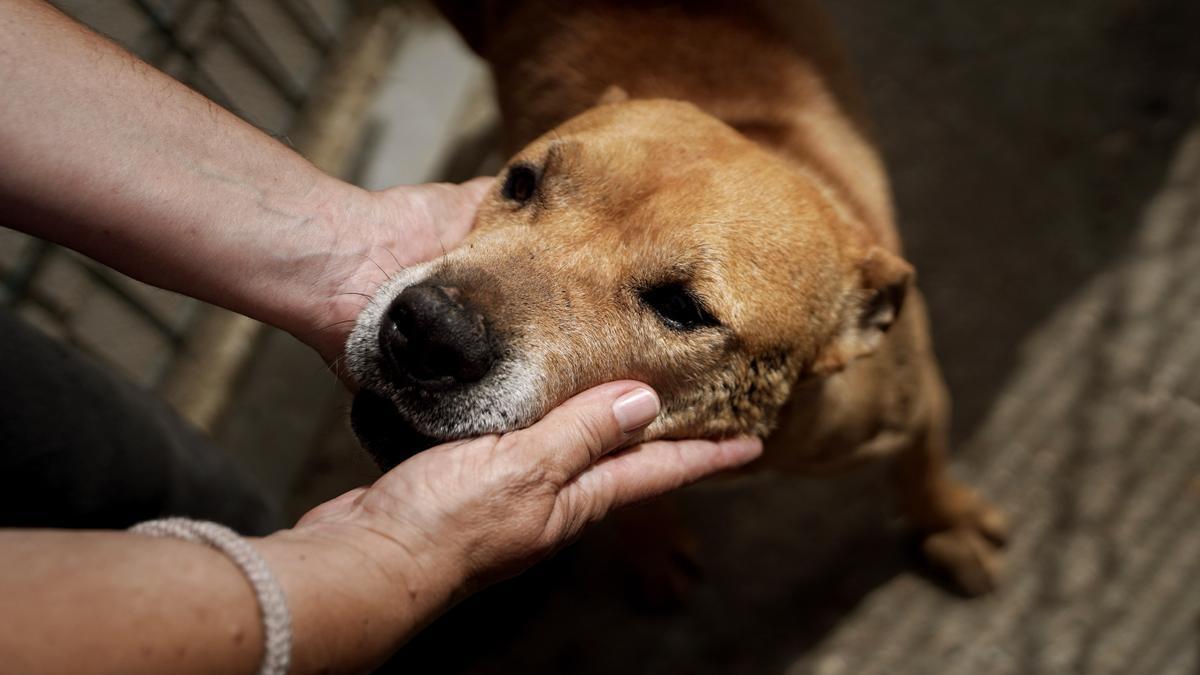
[596,85,630,105]
[810,245,914,376]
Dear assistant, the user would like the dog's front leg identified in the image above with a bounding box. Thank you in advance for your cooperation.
[892,372,1009,596]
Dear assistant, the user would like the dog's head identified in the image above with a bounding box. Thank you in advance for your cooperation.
[346,99,911,468]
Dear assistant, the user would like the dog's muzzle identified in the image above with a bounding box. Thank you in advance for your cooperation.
[351,281,500,470]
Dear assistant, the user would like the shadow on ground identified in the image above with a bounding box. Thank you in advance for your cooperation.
[831,0,1200,442]
[391,468,908,675]
[366,1,1200,672]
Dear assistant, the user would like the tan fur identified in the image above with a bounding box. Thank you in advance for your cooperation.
[419,0,1009,594]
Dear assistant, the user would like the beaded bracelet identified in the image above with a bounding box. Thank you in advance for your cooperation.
[130,518,292,675]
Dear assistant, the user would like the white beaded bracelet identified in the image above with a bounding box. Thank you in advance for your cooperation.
[130,518,293,675]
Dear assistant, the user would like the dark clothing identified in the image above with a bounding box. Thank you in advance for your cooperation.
[0,310,279,535]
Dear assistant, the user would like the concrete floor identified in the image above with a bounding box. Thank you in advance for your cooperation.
[219,1,1200,673]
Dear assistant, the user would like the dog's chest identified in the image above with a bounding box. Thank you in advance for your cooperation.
[757,353,922,473]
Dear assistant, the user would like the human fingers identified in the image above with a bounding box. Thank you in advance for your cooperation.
[418,177,494,235]
[459,175,495,205]
[558,436,762,520]
[503,381,660,483]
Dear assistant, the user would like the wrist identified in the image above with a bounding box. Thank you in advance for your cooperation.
[283,178,490,364]
[254,518,463,674]
[263,175,374,349]
[283,183,418,365]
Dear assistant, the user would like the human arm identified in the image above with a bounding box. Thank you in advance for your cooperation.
[0,0,481,363]
[0,382,762,674]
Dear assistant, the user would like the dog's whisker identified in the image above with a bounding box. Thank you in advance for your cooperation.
[303,319,359,339]
[364,254,390,280]
[382,247,405,271]
[327,353,348,379]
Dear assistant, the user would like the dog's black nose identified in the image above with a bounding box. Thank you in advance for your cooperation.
[379,284,494,388]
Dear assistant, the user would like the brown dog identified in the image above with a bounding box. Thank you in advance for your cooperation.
[346,0,1007,595]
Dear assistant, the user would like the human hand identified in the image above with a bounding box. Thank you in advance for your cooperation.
[265,382,760,671]
[301,381,760,586]
[0,0,493,369]
[302,177,494,365]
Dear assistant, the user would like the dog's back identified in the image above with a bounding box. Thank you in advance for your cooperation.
[439,0,898,250]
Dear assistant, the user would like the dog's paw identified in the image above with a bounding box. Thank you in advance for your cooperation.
[918,490,1008,596]
[921,525,1004,596]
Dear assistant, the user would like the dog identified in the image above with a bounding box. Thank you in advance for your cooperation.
[345,0,1008,596]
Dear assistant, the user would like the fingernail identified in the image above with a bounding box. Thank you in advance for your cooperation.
[612,388,659,433]
[724,437,764,465]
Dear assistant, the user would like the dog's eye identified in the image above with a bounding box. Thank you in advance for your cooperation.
[501,164,538,203]
[641,283,720,330]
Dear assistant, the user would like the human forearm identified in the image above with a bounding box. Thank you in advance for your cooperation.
[0,384,761,672]
[0,527,455,675]
[0,530,268,674]
[0,1,385,354]
[257,523,462,674]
